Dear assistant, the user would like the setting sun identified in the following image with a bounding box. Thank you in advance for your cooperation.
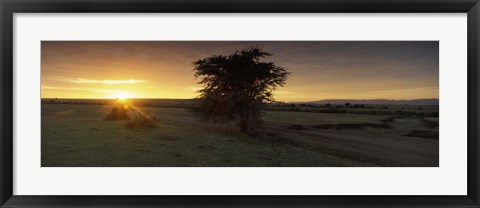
[40,41,440,168]
[110,92,133,100]
[41,41,439,101]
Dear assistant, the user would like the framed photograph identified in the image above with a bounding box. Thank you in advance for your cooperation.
[1,0,479,207]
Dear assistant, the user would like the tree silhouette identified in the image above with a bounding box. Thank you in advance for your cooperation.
[192,47,289,134]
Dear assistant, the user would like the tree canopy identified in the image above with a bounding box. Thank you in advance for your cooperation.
[192,47,289,134]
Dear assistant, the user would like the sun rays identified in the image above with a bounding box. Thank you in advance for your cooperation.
[105,96,160,128]
[110,92,134,100]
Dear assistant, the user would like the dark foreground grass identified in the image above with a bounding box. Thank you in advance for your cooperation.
[41,104,369,167]
[125,114,160,128]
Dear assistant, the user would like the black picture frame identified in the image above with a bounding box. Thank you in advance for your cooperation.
[1,0,479,207]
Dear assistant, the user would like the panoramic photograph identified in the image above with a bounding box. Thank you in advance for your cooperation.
[41,41,439,167]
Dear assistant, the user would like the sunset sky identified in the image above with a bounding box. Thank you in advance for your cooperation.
[41,41,439,102]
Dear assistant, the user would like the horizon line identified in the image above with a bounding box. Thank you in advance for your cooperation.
[41,97,440,101]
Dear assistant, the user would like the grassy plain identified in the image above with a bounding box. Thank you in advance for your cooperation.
[41,100,439,167]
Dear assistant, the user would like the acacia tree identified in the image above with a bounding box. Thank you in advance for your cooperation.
[192,47,289,134]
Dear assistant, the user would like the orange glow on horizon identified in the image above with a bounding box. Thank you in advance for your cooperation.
[41,41,439,102]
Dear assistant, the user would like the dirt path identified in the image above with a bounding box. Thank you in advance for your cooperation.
[265,118,439,167]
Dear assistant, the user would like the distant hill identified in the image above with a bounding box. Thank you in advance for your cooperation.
[41,98,196,106]
[303,99,439,105]
[42,98,439,106]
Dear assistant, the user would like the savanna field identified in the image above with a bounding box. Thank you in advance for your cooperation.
[41,99,439,167]
[41,41,440,167]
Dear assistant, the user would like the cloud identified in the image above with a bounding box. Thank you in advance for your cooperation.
[362,86,439,94]
[42,86,88,91]
[274,90,292,95]
[65,78,146,85]
[42,85,121,94]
